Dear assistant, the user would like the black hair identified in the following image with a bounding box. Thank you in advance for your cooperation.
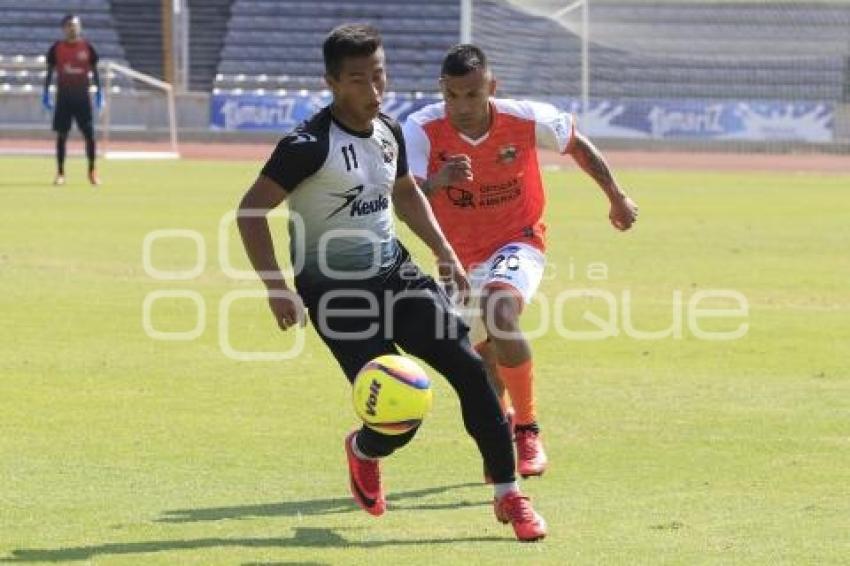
[441,44,488,77]
[61,13,80,26]
[323,24,382,78]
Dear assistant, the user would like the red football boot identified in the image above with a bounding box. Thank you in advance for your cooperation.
[494,491,547,542]
[344,430,386,516]
[515,427,548,478]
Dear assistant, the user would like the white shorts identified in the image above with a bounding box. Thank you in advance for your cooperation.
[459,242,546,346]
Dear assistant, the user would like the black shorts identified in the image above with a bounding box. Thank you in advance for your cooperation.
[53,95,93,134]
[296,242,470,382]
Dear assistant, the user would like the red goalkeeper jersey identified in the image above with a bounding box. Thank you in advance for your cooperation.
[46,39,98,98]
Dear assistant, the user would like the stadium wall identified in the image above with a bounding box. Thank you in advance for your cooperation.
[2,92,849,153]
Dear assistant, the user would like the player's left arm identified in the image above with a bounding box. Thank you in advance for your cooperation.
[530,100,638,231]
[388,115,469,296]
[566,131,638,231]
[88,43,103,109]
[393,173,470,299]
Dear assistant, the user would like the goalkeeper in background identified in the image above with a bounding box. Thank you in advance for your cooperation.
[43,13,103,186]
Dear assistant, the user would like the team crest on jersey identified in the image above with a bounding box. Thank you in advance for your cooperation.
[77,50,89,62]
[379,138,395,164]
[498,145,518,164]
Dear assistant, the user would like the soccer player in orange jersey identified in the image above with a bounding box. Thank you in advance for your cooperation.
[403,44,638,478]
[43,14,103,186]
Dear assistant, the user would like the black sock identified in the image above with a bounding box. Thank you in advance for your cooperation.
[56,134,67,174]
[515,422,540,434]
[84,134,96,173]
[355,424,419,459]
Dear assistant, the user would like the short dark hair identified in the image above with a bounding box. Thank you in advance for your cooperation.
[323,24,382,78]
[441,44,488,77]
[61,13,79,26]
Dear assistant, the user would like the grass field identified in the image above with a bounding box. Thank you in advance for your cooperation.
[1,156,848,565]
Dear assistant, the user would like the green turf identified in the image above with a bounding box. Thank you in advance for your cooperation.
[0,156,848,565]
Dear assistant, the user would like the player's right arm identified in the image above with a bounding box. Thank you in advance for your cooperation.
[418,155,472,196]
[238,127,326,330]
[237,175,305,331]
[401,116,472,196]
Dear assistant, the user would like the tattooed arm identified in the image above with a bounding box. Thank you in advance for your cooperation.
[567,131,639,231]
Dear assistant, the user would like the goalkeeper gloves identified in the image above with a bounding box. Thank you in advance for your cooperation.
[41,90,53,111]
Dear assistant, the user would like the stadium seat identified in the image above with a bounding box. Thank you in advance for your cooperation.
[216,0,461,93]
[472,0,850,100]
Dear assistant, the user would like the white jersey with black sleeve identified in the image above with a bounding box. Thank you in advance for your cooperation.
[261,107,408,285]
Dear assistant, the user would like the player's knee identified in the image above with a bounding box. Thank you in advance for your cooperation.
[481,291,521,336]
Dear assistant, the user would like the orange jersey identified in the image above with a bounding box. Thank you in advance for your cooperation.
[403,98,575,268]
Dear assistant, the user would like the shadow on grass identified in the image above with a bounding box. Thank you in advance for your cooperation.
[157,482,486,523]
[0,527,509,563]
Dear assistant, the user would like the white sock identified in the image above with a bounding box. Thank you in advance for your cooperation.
[350,433,378,461]
[494,481,519,499]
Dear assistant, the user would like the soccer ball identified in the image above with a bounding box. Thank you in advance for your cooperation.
[352,355,433,435]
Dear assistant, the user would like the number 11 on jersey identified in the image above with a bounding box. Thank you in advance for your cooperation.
[342,143,358,171]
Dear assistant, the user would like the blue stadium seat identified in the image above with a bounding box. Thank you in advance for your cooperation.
[473,0,850,100]
[0,2,126,63]
[217,0,460,93]
[213,0,849,100]
[0,2,130,92]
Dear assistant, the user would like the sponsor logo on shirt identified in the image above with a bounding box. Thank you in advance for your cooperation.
[445,177,522,209]
[446,185,475,208]
[327,184,389,218]
[62,63,86,75]
[478,177,521,207]
[351,195,389,217]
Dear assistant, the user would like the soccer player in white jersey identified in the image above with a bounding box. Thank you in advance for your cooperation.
[403,45,639,479]
[237,26,546,541]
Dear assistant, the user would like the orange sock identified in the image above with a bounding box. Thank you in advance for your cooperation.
[497,359,536,426]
